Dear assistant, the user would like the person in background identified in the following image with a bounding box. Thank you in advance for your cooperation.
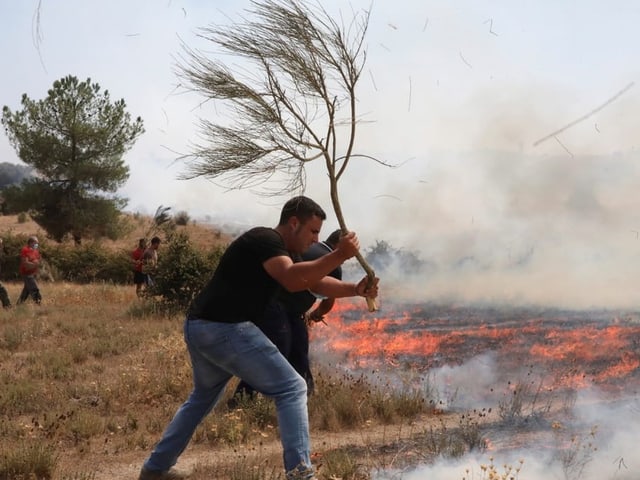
[132,238,148,297]
[0,238,11,308]
[137,196,379,480]
[142,236,161,286]
[16,235,42,305]
[231,229,343,401]
[288,229,343,394]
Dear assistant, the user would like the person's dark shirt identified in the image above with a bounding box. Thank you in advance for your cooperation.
[279,241,342,315]
[187,227,289,323]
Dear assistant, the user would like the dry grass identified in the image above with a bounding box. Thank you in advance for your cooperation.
[0,281,497,480]
[0,282,188,478]
[0,212,232,253]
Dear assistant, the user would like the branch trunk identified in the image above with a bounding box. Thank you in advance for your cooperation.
[329,183,378,312]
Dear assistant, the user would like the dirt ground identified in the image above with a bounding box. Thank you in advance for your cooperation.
[59,408,481,479]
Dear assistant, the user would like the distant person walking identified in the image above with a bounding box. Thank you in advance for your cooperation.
[132,238,148,297]
[142,236,161,286]
[17,235,42,305]
[0,238,11,308]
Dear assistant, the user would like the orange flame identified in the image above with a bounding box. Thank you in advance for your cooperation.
[310,300,640,390]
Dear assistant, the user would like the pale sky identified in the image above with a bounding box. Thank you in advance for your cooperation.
[2,1,640,308]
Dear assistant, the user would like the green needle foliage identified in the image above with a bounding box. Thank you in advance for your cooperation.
[1,75,144,244]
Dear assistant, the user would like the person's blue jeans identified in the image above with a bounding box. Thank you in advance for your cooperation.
[142,318,311,475]
[233,301,292,399]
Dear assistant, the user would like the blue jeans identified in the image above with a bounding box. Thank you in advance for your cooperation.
[233,302,292,399]
[142,318,311,475]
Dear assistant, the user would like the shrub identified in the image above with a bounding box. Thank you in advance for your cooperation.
[45,243,132,284]
[174,210,191,226]
[146,231,226,311]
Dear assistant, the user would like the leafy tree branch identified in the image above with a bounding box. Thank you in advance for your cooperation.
[177,0,387,310]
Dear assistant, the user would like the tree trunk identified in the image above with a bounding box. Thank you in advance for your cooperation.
[329,183,378,312]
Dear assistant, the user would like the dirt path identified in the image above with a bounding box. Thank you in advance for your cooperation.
[61,410,486,479]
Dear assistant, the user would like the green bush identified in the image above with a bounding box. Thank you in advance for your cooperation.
[174,210,191,226]
[16,212,28,224]
[45,243,132,284]
[0,230,227,291]
[0,234,131,283]
[146,231,226,311]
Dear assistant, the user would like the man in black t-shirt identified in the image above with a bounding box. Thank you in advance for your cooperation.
[138,196,379,480]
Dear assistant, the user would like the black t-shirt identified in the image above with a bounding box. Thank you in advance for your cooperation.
[187,227,289,323]
[279,241,343,315]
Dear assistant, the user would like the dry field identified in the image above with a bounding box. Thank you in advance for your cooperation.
[0,281,481,480]
[0,215,474,479]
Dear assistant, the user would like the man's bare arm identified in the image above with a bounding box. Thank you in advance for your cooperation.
[310,275,379,299]
[263,232,360,292]
[264,250,352,292]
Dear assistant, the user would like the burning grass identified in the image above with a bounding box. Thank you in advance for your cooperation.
[313,301,640,394]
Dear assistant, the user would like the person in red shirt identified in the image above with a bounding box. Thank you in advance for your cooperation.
[132,238,148,297]
[17,235,42,305]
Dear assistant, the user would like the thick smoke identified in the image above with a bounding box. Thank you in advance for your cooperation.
[365,354,640,480]
[328,86,640,310]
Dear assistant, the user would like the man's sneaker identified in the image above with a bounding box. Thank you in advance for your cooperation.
[285,465,316,480]
[138,466,188,480]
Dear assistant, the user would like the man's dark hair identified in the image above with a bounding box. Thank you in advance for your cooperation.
[150,236,161,245]
[278,196,326,225]
[325,229,342,248]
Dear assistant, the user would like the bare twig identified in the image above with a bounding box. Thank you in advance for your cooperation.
[533,82,635,147]
[374,194,402,201]
[369,69,378,91]
[483,18,498,36]
[459,51,472,69]
[554,136,574,157]
[31,0,47,72]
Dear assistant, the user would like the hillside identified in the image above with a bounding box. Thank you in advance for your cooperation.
[0,212,234,251]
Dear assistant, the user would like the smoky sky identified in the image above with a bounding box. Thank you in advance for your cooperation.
[3,1,640,310]
[333,146,640,310]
